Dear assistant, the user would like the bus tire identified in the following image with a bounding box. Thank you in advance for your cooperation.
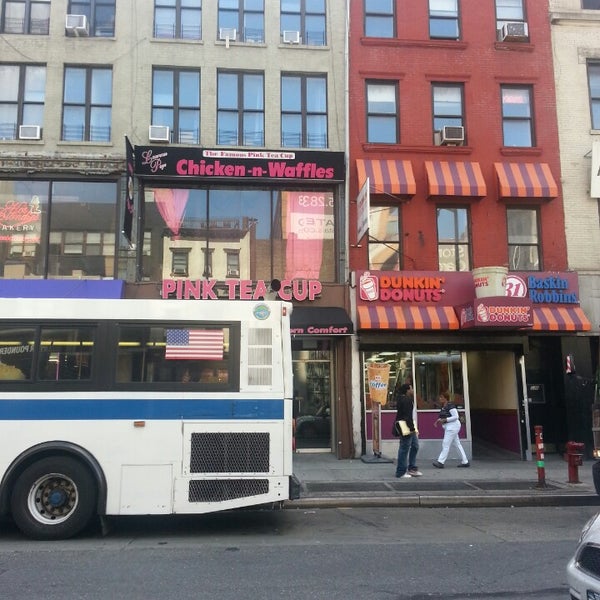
[10,456,96,540]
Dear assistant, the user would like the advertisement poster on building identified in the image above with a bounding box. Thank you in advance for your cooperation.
[366,362,390,459]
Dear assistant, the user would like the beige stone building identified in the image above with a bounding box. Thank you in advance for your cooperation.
[550,0,600,332]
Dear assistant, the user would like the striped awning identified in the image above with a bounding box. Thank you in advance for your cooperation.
[531,306,591,332]
[357,305,460,330]
[425,161,487,197]
[494,162,558,199]
[356,159,416,196]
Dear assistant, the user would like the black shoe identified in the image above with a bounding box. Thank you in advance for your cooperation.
[432,460,444,469]
[457,462,470,468]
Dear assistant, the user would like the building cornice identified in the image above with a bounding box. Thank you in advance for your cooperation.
[0,153,125,176]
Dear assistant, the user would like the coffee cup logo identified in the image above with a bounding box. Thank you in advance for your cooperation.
[360,272,379,301]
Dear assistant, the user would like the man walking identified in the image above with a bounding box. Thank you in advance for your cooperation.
[393,383,422,478]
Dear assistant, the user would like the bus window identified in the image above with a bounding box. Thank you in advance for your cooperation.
[0,328,35,381]
[116,324,231,386]
[38,327,95,381]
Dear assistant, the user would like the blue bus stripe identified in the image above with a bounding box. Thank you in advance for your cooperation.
[0,399,284,421]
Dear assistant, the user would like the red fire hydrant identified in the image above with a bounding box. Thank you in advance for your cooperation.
[566,441,585,483]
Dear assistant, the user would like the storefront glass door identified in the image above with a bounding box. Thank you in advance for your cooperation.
[293,348,332,451]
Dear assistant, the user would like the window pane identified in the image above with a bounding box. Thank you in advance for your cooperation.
[281,77,301,111]
[0,66,19,102]
[306,114,326,148]
[0,328,35,381]
[24,66,46,102]
[64,69,86,104]
[306,78,326,112]
[153,71,174,106]
[503,120,531,146]
[243,112,263,145]
[91,70,112,105]
[179,71,200,107]
[90,106,111,141]
[502,88,531,117]
[496,0,523,20]
[507,209,537,243]
[370,206,399,241]
[368,84,396,113]
[62,106,86,141]
[243,74,263,110]
[218,73,238,109]
[155,8,176,37]
[282,114,301,146]
[368,116,396,143]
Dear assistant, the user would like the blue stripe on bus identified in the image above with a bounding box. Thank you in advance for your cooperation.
[0,399,284,421]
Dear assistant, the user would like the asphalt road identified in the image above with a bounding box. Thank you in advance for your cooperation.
[0,505,595,599]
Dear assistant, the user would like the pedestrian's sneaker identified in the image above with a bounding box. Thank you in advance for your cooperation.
[457,462,470,468]
[408,469,423,477]
[396,473,412,479]
[432,460,444,469]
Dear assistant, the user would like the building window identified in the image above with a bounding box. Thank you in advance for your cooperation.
[0,179,117,279]
[368,205,401,270]
[152,68,200,144]
[507,208,540,271]
[429,0,459,40]
[366,81,398,144]
[364,0,394,38]
[495,0,524,30]
[0,64,46,140]
[583,0,600,9]
[143,187,337,283]
[281,0,326,46]
[68,0,115,37]
[501,85,533,147]
[432,83,463,142]
[154,0,201,39]
[62,66,112,142]
[588,63,600,129]
[225,250,240,277]
[281,74,327,148]
[218,0,264,43]
[1,0,50,34]
[170,248,190,276]
[437,207,470,271]
[217,71,264,146]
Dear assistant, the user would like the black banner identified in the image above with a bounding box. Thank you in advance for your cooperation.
[133,147,346,183]
[123,136,135,245]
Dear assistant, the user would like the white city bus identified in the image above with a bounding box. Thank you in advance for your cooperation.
[0,298,296,539]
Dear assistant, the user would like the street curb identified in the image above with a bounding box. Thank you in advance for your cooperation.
[284,493,600,509]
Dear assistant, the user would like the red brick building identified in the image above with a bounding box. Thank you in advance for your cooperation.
[348,1,594,462]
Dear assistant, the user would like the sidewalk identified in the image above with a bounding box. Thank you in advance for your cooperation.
[287,451,600,509]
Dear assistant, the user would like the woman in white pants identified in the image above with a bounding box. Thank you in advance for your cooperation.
[432,392,469,468]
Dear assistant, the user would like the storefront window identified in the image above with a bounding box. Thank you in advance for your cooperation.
[48,181,117,278]
[361,350,463,412]
[0,179,47,278]
[143,185,336,282]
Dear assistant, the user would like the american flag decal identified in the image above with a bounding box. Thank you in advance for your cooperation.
[165,329,224,360]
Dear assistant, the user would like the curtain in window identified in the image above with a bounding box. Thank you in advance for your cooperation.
[283,191,329,279]
[154,188,189,237]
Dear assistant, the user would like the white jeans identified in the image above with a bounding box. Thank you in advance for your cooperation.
[437,424,468,464]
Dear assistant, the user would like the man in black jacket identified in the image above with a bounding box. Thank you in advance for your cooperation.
[393,383,422,478]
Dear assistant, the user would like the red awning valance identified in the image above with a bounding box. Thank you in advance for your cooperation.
[425,161,487,197]
[357,305,459,330]
[494,162,558,199]
[531,306,591,331]
[356,159,416,196]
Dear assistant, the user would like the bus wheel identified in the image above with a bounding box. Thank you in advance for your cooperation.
[10,457,96,540]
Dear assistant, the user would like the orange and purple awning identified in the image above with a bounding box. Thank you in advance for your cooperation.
[494,162,558,199]
[425,161,487,197]
[531,306,591,332]
[357,305,460,330]
[356,159,416,196]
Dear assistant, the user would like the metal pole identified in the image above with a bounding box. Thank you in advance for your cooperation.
[535,425,546,488]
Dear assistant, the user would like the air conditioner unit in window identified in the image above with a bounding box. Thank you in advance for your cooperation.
[227,270,240,278]
[65,14,89,37]
[219,28,237,42]
[283,30,300,44]
[439,125,465,146]
[18,125,41,140]
[500,21,528,42]
[149,125,170,143]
